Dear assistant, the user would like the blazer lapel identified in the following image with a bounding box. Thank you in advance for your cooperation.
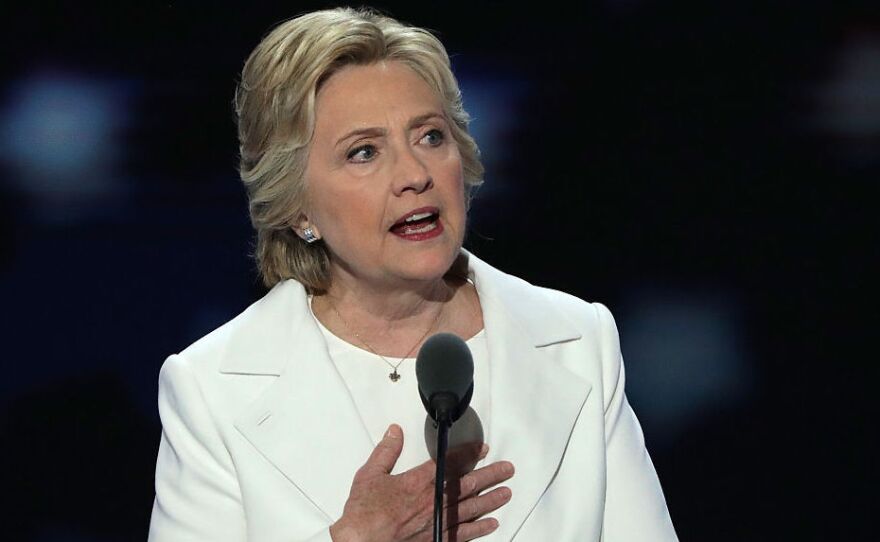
[226,282,374,522]
[468,253,593,540]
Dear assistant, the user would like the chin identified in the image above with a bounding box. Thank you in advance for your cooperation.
[396,244,460,282]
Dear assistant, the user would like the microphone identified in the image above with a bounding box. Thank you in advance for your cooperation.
[416,332,474,424]
[415,333,474,542]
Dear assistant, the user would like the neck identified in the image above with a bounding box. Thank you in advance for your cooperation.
[309,256,480,359]
[323,272,455,328]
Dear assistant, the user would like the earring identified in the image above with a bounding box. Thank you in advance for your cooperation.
[302,227,319,244]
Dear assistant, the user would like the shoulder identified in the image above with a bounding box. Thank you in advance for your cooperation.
[156,280,311,428]
[531,285,622,366]
[536,286,620,350]
[533,285,614,328]
[163,279,309,380]
[471,251,616,345]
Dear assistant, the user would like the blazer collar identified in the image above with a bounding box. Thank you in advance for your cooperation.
[228,252,592,538]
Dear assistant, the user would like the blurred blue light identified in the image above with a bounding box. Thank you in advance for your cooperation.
[619,289,754,446]
[458,74,530,196]
[0,70,131,219]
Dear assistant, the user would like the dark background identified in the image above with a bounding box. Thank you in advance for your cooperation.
[1,1,875,540]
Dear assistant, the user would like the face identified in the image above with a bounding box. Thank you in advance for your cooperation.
[300,61,467,290]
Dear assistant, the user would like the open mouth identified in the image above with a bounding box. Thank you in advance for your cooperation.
[390,208,442,239]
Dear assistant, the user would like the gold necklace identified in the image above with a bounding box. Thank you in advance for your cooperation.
[328,299,444,383]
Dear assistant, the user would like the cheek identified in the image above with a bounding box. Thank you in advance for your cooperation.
[315,188,385,244]
[444,161,467,208]
[441,173,468,234]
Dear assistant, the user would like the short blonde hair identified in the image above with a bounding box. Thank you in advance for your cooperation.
[234,7,484,291]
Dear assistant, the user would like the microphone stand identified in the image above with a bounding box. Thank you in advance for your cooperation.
[433,412,451,542]
[430,393,458,542]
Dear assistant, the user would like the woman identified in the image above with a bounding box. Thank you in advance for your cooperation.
[148,7,677,541]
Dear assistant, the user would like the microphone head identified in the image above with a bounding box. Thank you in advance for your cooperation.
[416,333,474,422]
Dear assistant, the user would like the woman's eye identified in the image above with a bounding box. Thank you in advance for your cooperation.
[421,129,445,146]
[347,145,377,163]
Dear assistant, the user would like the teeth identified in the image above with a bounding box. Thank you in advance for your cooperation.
[405,212,433,223]
[402,222,437,234]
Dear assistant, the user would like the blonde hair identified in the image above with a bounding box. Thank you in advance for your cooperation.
[234,7,484,291]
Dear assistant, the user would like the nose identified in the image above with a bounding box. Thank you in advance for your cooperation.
[392,145,433,196]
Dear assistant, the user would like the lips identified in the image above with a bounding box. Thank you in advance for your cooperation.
[389,206,442,240]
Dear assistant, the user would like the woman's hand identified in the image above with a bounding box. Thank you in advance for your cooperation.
[329,424,514,542]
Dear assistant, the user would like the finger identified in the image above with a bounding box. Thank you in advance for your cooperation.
[361,424,404,476]
[457,460,515,498]
[446,517,499,541]
[455,486,512,524]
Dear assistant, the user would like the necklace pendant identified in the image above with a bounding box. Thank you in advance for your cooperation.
[389,370,401,382]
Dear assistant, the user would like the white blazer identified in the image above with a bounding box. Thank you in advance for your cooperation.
[148,252,677,541]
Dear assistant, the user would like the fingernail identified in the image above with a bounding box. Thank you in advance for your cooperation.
[385,425,400,438]
[479,443,489,458]
[499,486,512,499]
[503,462,515,475]
[487,518,499,529]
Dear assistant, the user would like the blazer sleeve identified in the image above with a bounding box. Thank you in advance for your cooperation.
[148,354,334,542]
[594,303,679,542]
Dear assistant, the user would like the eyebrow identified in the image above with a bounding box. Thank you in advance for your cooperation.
[334,112,447,148]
